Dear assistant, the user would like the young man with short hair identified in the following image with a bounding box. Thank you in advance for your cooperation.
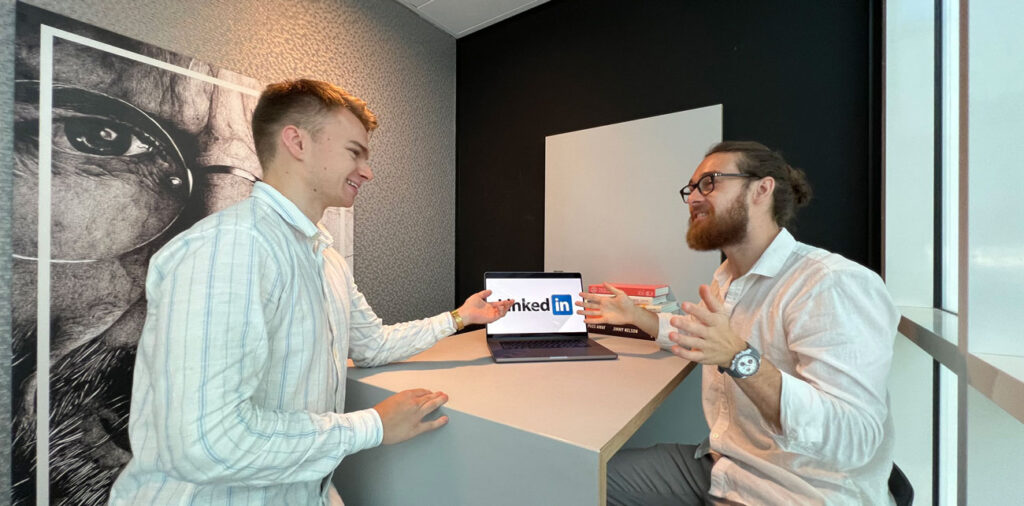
[110,79,513,504]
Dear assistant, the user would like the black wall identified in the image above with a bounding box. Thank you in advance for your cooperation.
[455,0,881,303]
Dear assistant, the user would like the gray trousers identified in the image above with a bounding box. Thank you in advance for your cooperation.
[606,444,715,506]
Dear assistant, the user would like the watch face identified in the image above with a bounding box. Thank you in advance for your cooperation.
[736,354,758,375]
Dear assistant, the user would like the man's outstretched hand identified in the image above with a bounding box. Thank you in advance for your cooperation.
[668,281,746,368]
[457,289,514,325]
[374,389,449,445]
[574,283,640,325]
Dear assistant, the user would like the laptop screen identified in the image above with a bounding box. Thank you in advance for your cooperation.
[485,272,588,338]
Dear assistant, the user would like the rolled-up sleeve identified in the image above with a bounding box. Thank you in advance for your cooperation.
[774,267,899,470]
[656,312,690,350]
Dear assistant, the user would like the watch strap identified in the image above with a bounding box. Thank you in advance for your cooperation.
[450,309,465,331]
[720,343,760,378]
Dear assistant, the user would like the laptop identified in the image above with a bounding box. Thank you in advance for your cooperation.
[484,272,618,363]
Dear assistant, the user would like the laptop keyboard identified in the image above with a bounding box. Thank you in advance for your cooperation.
[500,339,589,350]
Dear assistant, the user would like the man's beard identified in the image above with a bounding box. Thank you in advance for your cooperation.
[686,196,749,251]
[11,323,136,506]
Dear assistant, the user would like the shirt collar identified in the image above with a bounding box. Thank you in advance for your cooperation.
[316,223,335,248]
[251,182,329,245]
[747,227,797,278]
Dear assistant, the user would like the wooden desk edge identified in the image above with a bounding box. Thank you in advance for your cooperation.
[596,360,698,505]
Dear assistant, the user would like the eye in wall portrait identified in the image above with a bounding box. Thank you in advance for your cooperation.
[10,3,352,504]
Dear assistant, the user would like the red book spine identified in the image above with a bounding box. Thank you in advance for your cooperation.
[587,284,664,297]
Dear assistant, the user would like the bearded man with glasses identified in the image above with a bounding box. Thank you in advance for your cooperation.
[578,141,901,505]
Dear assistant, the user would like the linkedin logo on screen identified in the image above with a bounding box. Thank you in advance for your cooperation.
[485,276,587,335]
[508,294,574,315]
[551,294,573,315]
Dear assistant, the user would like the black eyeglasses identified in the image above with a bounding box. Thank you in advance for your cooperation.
[679,172,758,203]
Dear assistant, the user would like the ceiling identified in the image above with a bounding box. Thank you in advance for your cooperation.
[394,0,549,38]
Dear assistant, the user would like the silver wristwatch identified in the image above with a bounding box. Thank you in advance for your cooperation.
[718,343,761,379]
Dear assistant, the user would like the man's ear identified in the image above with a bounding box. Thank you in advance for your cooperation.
[752,176,776,205]
[280,125,306,161]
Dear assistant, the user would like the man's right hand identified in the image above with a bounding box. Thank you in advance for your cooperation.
[373,389,449,445]
[575,283,641,325]
[575,282,661,338]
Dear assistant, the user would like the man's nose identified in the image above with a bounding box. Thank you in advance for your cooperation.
[196,71,262,181]
[688,190,706,206]
[359,162,374,182]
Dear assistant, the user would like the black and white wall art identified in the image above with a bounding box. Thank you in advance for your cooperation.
[10,3,351,504]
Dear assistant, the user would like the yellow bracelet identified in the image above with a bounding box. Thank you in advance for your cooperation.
[450,309,465,331]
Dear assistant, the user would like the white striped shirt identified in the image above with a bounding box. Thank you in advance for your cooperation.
[109,182,455,505]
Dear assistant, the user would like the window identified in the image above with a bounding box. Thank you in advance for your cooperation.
[885,1,1024,504]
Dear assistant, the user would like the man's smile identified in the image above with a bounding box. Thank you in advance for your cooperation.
[690,205,712,223]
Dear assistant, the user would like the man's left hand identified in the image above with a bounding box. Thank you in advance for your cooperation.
[667,281,747,368]
[457,289,514,325]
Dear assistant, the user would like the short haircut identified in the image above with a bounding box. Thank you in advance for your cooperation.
[706,141,812,228]
[251,79,378,167]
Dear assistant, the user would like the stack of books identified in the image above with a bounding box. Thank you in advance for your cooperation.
[585,283,679,340]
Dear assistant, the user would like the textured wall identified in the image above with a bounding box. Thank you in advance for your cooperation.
[0,0,455,501]
[1,3,12,502]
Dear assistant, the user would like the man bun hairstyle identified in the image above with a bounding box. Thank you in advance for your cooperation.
[251,78,378,167]
[706,141,812,228]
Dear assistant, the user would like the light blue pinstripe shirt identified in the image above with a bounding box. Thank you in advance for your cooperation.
[109,182,455,505]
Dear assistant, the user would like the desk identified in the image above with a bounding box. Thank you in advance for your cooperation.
[332,329,696,505]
